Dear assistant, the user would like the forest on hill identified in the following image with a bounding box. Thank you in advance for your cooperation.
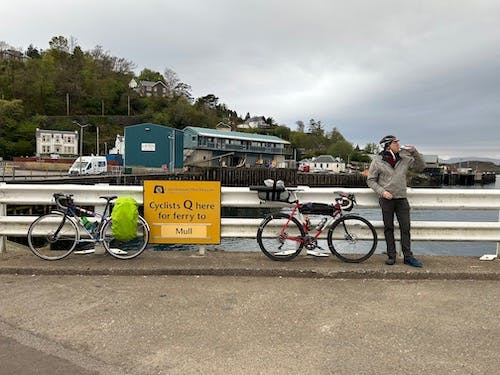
[0,36,373,162]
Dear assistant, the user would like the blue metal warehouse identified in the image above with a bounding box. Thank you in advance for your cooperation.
[124,123,183,169]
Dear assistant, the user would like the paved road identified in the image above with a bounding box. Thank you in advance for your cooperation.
[1,274,498,374]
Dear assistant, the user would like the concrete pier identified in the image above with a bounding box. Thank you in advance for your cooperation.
[1,243,499,374]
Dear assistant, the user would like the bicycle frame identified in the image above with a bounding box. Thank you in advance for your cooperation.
[53,201,112,244]
[281,200,343,245]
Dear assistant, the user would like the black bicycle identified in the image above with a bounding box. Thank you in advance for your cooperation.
[27,193,150,260]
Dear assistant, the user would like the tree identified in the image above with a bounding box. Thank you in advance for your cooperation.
[272,125,291,141]
[137,68,164,83]
[329,127,346,143]
[173,82,192,101]
[26,44,41,59]
[308,118,324,136]
[48,36,70,53]
[195,94,219,110]
[265,117,276,126]
[163,67,179,93]
[296,120,305,132]
[327,140,353,162]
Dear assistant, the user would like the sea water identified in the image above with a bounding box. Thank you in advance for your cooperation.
[155,176,500,256]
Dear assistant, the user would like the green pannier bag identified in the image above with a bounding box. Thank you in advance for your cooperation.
[111,197,139,241]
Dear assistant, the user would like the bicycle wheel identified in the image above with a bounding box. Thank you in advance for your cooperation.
[101,216,149,259]
[257,213,305,261]
[327,215,377,263]
[27,212,78,260]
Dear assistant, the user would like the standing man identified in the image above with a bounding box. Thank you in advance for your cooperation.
[367,135,426,267]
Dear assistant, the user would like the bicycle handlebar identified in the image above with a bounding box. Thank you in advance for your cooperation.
[53,193,74,209]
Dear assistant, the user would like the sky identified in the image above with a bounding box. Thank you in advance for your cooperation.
[3,0,500,160]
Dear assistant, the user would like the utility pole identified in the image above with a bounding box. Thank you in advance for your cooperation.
[96,126,99,155]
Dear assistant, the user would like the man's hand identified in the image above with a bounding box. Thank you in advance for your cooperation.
[383,191,393,200]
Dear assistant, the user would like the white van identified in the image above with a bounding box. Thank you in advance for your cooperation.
[68,156,107,175]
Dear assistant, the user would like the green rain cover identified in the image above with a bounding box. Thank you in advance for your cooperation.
[111,197,139,241]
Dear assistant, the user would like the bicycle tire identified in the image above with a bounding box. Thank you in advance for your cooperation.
[27,212,78,261]
[327,215,377,263]
[101,215,150,259]
[257,213,305,261]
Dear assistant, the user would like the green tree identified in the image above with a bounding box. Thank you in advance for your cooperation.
[26,44,41,59]
[272,125,291,141]
[48,35,70,53]
[329,127,346,143]
[137,68,164,83]
[308,118,324,136]
[327,140,353,162]
[296,120,305,132]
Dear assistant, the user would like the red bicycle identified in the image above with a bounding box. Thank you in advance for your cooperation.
[252,186,377,262]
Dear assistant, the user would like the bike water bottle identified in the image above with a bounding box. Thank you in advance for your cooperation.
[315,217,328,231]
[81,216,93,230]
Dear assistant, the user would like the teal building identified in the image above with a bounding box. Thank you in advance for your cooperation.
[124,123,183,169]
[183,126,290,168]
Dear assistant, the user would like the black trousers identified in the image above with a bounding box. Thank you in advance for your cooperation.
[379,197,413,259]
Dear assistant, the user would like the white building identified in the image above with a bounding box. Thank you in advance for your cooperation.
[35,128,78,157]
[236,116,271,129]
[109,134,125,155]
[300,155,346,173]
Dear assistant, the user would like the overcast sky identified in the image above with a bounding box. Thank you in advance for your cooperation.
[3,0,500,159]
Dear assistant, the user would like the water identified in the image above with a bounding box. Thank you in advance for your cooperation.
[156,176,499,257]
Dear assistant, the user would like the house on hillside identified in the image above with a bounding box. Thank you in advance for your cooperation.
[236,116,271,129]
[183,126,290,168]
[129,79,168,97]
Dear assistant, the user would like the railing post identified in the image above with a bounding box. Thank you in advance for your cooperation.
[0,201,6,253]
[497,210,500,258]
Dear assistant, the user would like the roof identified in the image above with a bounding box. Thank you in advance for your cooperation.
[125,123,184,133]
[36,128,78,135]
[245,116,266,123]
[138,80,167,88]
[185,126,290,144]
[313,155,342,163]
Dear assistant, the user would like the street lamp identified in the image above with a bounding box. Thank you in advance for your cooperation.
[73,121,89,175]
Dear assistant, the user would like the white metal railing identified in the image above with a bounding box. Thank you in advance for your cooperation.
[0,183,499,259]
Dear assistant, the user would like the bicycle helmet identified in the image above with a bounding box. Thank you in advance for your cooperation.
[379,135,398,150]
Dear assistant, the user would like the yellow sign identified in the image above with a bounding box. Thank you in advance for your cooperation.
[143,180,221,244]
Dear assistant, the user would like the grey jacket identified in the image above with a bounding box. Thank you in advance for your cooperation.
[367,150,426,198]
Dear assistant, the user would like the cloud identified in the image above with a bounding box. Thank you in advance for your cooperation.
[3,0,500,157]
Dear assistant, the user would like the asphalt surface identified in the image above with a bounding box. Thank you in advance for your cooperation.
[1,242,499,374]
